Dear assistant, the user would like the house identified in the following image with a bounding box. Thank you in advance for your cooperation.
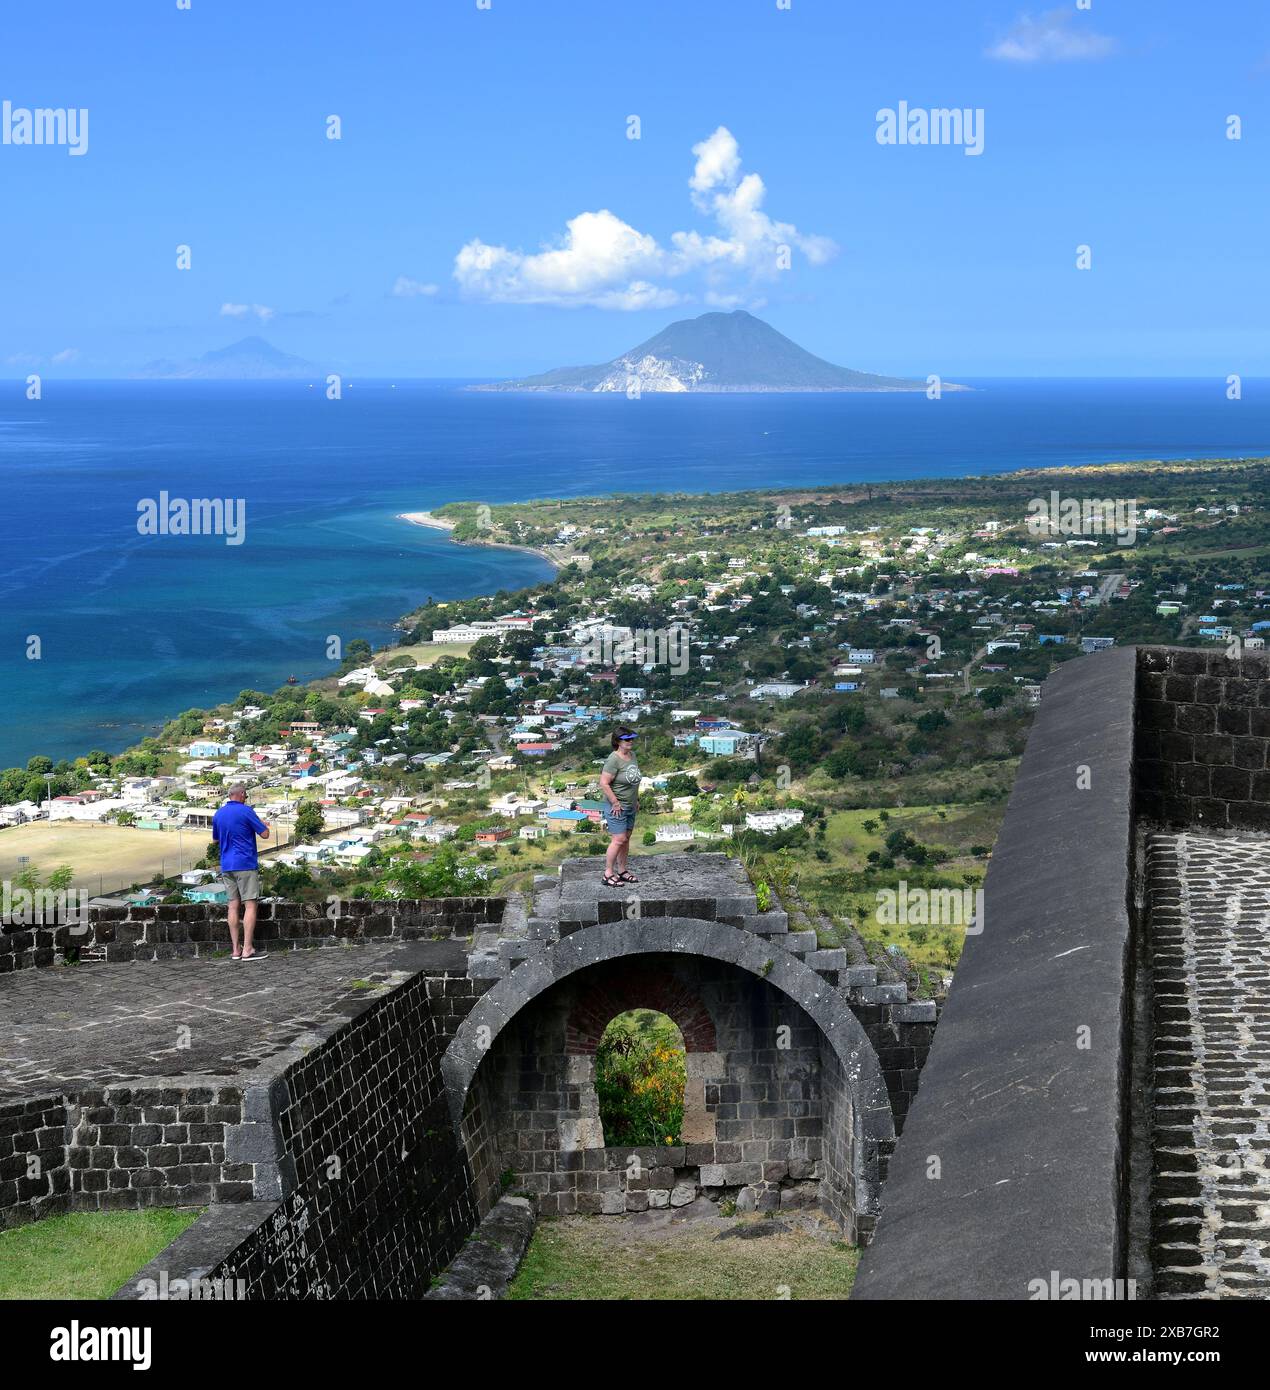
[185,884,229,905]
[431,621,502,642]
[519,825,548,841]
[654,823,695,843]
[699,731,754,756]
[515,742,556,757]
[745,809,806,833]
[748,682,805,700]
[474,827,513,845]
[188,740,234,758]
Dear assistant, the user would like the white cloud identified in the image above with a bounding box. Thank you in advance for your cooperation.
[221,302,275,322]
[50,347,79,364]
[453,127,836,309]
[986,8,1117,63]
[392,276,439,298]
[689,126,742,196]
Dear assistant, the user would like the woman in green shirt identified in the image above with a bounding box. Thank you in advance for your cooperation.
[600,727,640,886]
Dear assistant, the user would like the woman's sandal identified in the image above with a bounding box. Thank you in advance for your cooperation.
[617,871,638,883]
[601,874,624,887]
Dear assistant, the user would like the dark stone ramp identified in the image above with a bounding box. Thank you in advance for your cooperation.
[1149,829,1270,1298]
[852,647,1139,1300]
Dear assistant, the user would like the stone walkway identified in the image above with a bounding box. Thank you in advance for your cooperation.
[1148,830,1270,1298]
[0,940,463,1099]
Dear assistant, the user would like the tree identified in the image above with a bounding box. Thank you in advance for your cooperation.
[368,845,487,898]
[294,801,325,842]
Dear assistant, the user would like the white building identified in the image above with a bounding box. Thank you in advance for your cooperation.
[745,809,806,833]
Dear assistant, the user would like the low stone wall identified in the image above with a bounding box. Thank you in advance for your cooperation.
[0,896,505,973]
[423,1195,536,1300]
[1136,645,1270,831]
[2,1081,254,1233]
[0,1096,70,1229]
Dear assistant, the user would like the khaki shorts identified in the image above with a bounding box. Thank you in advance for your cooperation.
[221,869,261,903]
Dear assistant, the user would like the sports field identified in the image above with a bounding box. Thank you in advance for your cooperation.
[0,822,212,895]
[374,640,473,669]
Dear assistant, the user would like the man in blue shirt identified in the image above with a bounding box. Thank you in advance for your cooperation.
[211,783,271,961]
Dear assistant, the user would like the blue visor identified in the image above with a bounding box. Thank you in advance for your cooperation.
[619,733,638,740]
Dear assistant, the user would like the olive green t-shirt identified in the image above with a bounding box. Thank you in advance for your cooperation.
[602,751,641,811]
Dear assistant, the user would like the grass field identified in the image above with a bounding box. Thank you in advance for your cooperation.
[375,640,473,669]
[0,1209,201,1300]
[508,1211,858,1300]
[0,822,212,894]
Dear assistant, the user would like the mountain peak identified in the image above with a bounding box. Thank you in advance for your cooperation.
[476,310,952,393]
[136,337,317,380]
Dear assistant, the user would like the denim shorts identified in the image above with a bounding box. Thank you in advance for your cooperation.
[603,806,637,835]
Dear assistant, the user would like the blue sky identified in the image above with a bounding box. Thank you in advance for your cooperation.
[2,0,1268,378]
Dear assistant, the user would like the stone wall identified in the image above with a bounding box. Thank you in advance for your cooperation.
[1,1083,249,1232]
[201,970,479,1299]
[0,896,506,973]
[1136,645,1270,831]
[854,646,1141,1299]
[0,1096,70,1229]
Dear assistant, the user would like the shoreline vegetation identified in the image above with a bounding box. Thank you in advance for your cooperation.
[4,451,1267,799]
[398,508,563,569]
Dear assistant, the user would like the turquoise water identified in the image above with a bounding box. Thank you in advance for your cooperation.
[2,377,1267,767]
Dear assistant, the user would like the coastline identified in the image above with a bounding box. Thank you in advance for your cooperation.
[397,509,562,570]
[7,449,1266,775]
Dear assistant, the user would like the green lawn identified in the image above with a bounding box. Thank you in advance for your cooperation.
[508,1213,859,1300]
[0,1209,202,1300]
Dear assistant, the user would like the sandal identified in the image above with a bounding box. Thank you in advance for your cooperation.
[601,874,624,887]
[617,871,638,883]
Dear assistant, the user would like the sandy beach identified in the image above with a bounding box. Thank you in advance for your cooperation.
[398,510,457,532]
[397,509,560,569]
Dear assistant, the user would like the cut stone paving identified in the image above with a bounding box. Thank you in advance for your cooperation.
[0,939,464,1099]
[1148,829,1270,1299]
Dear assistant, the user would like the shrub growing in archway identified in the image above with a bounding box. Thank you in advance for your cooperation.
[595,1010,686,1146]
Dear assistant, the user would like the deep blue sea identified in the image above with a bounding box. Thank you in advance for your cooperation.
[2,377,1268,769]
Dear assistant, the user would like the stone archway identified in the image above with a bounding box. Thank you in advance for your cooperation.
[443,919,895,1242]
[564,960,721,1147]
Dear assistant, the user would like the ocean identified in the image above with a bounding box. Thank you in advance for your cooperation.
[2,377,1268,769]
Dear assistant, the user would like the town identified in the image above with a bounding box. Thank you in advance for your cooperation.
[2,457,1266,992]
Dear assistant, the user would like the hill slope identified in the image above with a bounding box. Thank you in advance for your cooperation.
[477,310,949,393]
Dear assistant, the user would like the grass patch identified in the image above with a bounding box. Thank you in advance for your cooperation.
[508,1214,858,1300]
[0,1209,202,1300]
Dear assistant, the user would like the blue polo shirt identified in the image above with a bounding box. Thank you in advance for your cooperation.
[211,800,267,871]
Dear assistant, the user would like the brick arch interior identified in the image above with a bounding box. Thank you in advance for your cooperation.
[564,962,718,1055]
[453,944,886,1234]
